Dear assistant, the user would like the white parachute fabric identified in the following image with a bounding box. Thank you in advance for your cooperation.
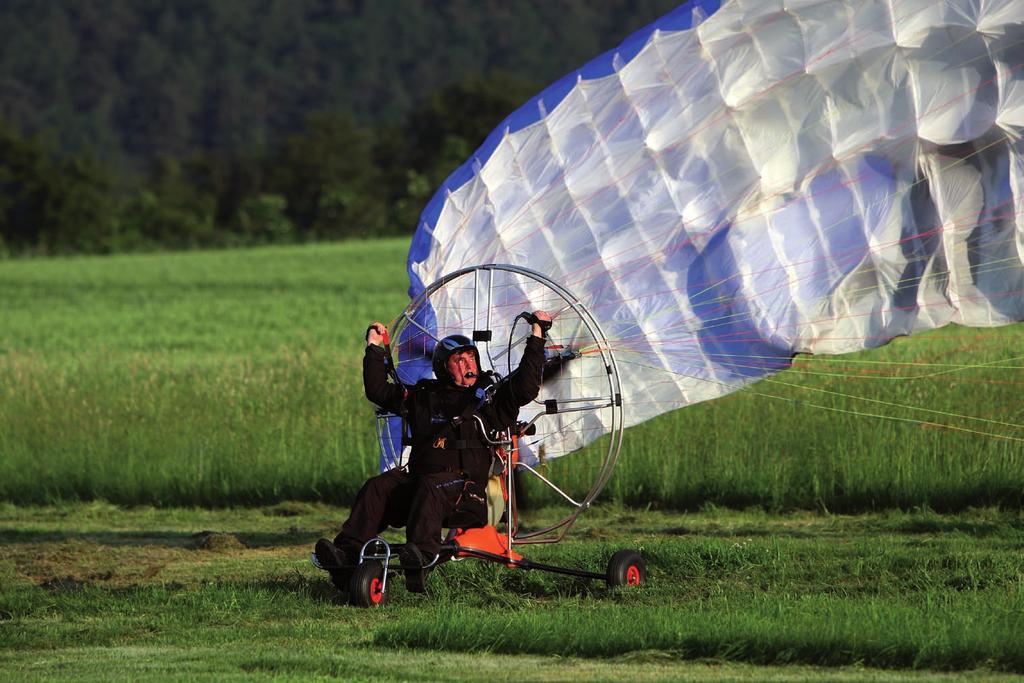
[402,0,1024,460]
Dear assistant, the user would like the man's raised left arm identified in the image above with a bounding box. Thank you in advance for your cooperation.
[505,310,549,407]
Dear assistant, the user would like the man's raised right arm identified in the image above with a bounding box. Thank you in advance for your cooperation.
[363,321,406,413]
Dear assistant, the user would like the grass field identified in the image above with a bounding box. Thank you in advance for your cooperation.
[0,241,410,506]
[1,239,1022,510]
[2,240,1023,680]
[1,503,1022,681]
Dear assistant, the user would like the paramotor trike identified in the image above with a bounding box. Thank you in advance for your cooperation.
[312,264,646,607]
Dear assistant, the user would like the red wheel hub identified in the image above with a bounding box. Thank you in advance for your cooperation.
[369,577,384,603]
[626,565,641,585]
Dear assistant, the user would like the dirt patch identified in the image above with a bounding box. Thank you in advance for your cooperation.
[39,575,97,591]
[5,540,177,588]
[4,536,309,590]
[192,531,246,551]
[262,502,321,517]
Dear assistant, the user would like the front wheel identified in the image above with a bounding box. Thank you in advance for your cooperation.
[606,549,646,587]
[349,560,388,608]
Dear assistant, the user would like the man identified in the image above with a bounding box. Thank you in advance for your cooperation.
[315,311,550,592]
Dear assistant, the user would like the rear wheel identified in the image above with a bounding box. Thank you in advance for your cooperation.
[606,549,646,587]
[349,561,388,608]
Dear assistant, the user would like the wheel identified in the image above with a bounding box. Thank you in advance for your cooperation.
[606,549,646,587]
[348,560,388,608]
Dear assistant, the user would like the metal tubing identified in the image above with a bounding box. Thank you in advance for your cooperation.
[400,312,441,342]
[456,547,606,581]
[472,268,479,336]
[359,538,393,593]
[387,264,625,546]
[515,462,583,507]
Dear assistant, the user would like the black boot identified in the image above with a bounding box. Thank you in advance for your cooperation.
[399,544,429,593]
[315,538,355,592]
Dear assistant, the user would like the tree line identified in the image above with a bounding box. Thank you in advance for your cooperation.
[0,73,542,255]
[0,0,680,256]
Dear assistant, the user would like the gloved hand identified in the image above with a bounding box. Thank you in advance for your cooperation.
[365,322,388,346]
[522,311,552,337]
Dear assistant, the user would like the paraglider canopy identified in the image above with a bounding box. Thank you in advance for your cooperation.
[401,0,1024,454]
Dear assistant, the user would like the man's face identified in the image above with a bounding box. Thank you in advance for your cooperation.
[446,350,478,387]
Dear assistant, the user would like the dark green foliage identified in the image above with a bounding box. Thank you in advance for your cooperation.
[268,113,387,240]
[0,1,681,163]
[0,120,118,254]
[115,156,220,250]
[0,1,684,255]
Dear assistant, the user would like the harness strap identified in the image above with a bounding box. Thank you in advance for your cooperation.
[407,386,490,450]
[451,387,490,472]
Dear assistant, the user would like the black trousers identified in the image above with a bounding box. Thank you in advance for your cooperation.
[335,468,486,557]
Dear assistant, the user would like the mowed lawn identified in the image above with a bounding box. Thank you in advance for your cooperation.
[0,239,1022,509]
[1,503,1022,680]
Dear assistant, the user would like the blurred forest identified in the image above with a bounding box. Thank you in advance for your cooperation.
[0,0,679,256]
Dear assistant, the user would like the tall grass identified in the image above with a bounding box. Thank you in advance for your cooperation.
[0,350,375,504]
[0,241,409,505]
[523,323,1024,512]
[1,239,1022,508]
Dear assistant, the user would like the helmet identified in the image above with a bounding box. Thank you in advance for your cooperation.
[432,334,480,381]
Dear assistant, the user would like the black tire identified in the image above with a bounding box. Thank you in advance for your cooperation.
[348,560,388,608]
[606,549,646,587]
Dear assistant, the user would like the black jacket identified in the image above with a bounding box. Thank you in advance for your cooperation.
[364,335,545,484]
